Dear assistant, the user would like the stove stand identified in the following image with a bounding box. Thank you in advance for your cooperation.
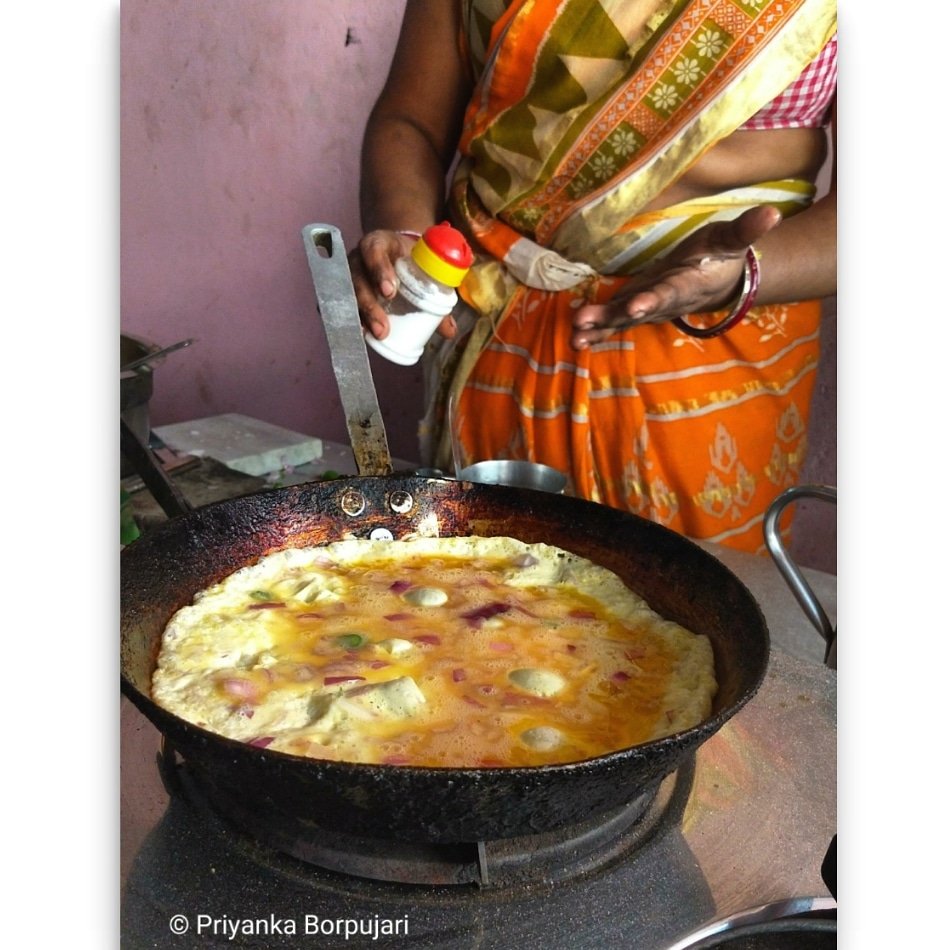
[161,742,687,889]
[123,754,715,950]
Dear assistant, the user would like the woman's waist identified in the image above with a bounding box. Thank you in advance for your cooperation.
[456,178,816,293]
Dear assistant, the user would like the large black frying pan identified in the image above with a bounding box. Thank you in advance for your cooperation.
[121,474,769,843]
[120,224,768,843]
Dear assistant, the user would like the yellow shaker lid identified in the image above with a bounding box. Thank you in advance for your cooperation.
[411,222,474,288]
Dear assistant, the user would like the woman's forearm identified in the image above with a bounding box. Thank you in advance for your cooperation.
[360,113,452,235]
[757,101,837,305]
[755,189,837,305]
[358,0,470,236]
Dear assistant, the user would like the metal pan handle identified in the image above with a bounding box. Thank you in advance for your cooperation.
[120,417,193,520]
[302,223,393,477]
[763,485,836,665]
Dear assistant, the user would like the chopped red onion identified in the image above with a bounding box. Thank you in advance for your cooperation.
[324,675,366,685]
[461,602,510,627]
[221,678,258,699]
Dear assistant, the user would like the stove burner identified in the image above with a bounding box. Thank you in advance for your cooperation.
[159,743,688,889]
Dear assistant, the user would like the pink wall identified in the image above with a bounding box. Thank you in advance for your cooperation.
[120,0,422,461]
[121,0,835,572]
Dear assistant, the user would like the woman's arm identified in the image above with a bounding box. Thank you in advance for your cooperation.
[353,0,472,339]
[572,102,837,349]
[755,101,836,302]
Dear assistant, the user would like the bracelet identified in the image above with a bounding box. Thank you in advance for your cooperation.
[673,246,761,339]
[396,229,422,241]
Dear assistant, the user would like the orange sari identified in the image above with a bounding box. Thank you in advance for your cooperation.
[422,0,836,553]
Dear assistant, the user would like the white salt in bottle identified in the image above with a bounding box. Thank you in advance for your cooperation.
[365,222,474,366]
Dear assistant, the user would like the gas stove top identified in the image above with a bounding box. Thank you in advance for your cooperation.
[121,540,836,949]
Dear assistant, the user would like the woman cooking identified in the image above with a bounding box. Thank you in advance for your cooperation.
[349,0,837,554]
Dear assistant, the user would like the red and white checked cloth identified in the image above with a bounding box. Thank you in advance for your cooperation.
[742,34,837,130]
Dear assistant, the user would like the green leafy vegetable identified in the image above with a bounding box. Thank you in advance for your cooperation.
[336,633,368,649]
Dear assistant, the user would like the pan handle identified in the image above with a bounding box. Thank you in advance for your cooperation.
[120,418,193,519]
[763,484,836,666]
[302,223,393,477]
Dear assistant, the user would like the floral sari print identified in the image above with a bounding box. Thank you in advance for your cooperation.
[421,0,836,554]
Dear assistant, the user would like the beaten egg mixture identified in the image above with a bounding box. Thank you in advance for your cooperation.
[152,537,717,767]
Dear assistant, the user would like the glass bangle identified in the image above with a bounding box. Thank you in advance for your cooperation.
[673,246,761,339]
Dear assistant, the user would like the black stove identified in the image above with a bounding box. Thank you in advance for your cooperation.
[165,744,668,889]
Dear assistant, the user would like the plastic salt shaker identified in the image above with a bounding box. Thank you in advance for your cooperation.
[365,222,474,366]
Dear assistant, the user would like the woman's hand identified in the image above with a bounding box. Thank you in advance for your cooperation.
[350,230,460,344]
[348,230,413,341]
[571,205,783,349]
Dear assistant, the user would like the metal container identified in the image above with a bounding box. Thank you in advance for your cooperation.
[458,459,567,493]
[120,333,160,477]
[764,485,837,667]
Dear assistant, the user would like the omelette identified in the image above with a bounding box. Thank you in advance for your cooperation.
[152,536,717,767]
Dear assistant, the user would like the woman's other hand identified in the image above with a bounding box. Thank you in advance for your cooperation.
[571,205,783,349]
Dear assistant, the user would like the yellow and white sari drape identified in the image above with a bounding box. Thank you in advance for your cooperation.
[422,0,836,553]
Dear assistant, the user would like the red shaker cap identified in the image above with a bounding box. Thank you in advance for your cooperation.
[412,222,474,286]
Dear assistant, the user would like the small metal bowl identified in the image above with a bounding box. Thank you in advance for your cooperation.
[457,460,567,494]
